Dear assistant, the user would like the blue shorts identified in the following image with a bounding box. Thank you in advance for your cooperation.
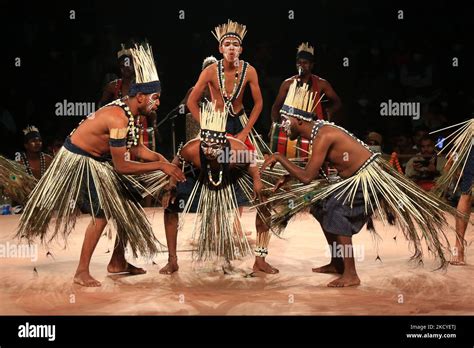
[310,183,371,237]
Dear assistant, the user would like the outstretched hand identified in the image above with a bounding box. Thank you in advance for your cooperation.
[252,179,266,202]
[161,163,186,182]
[161,184,177,209]
[273,174,291,192]
[260,153,280,173]
[235,131,249,143]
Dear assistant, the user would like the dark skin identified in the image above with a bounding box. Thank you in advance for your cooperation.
[261,117,372,287]
[99,56,134,107]
[160,137,279,275]
[99,57,159,143]
[70,92,186,287]
[187,39,263,143]
[19,137,53,179]
[412,139,437,173]
[443,155,471,266]
[270,59,342,123]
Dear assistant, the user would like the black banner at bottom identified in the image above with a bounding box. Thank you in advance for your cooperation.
[0,315,472,346]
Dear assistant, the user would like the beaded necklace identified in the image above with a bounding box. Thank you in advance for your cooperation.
[308,120,373,182]
[309,120,372,152]
[21,152,46,177]
[207,163,223,187]
[110,99,141,148]
[218,60,239,102]
[69,99,140,149]
[217,60,249,115]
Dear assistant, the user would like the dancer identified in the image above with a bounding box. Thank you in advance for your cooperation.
[99,43,158,151]
[17,43,185,287]
[156,101,277,274]
[431,119,473,265]
[271,42,341,123]
[187,19,269,158]
[260,81,459,287]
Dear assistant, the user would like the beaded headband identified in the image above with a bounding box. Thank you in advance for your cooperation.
[280,80,318,121]
[212,19,247,44]
[128,42,161,96]
[199,101,228,144]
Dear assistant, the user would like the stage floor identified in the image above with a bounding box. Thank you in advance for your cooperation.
[0,208,473,315]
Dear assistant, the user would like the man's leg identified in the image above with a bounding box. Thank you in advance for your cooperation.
[107,229,146,275]
[253,214,279,274]
[238,206,252,237]
[74,218,108,287]
[451,193,472,265]
[327,235,361,287]
[159,211,179,274]
[312,230,344,274]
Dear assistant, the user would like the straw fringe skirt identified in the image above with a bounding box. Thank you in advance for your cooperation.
[17,147,162,258]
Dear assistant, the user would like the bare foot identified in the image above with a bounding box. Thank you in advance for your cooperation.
[73,271,101,287]
[159,261,179,275]
[253,258,279,274]
[450,251,466,266]
[327,273,360,287]
[312,260,344,274]
[107,262,146,275]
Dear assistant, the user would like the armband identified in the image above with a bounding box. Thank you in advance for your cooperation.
[109,128,128,147]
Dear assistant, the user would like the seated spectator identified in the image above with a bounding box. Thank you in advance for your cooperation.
[405,135,446,191]
[392,133,417,169]
[412,125,429,152]
[16,125,53,180]
[365,131,383,154]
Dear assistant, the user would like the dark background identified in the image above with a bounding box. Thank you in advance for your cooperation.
[1,0,473,159]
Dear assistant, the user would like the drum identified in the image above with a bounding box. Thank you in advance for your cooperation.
[144,127,156,151]
[269,122,311,159]
[139,126,156,151]
[138,116,156,151]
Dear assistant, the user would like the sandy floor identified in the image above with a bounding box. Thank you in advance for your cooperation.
[0,208,473,315]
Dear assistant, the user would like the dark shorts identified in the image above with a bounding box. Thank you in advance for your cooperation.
[77,169,106,218]
[310,184,371,237]
[64,137,109,218]
[165,166,248,213]
[225,113,244,135]
[459,147,474,194]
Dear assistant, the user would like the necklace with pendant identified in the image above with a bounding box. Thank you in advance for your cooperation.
[207,163,223,187]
